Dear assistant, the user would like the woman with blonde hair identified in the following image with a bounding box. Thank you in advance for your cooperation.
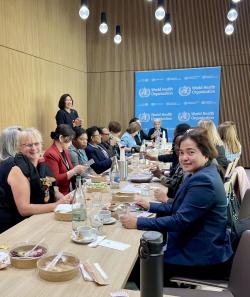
[0,128,71,233]
[218,121,241,162]
[198,120,230,169]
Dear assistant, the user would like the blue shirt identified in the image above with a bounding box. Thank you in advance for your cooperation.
[120,132,137,148]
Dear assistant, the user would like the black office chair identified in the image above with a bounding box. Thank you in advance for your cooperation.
[238,189,250,220]
[165,230,250,297]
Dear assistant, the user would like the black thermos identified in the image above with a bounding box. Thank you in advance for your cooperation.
[139,231,164,297]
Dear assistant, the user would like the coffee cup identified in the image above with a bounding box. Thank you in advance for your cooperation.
[98,210,111,223]
[77,226,97,240]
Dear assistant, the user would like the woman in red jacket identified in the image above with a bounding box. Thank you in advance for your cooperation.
[44,125,87,195]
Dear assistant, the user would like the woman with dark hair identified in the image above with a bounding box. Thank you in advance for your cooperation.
[55,93,83,128]
[85,126,112,174]
[121,127,233,283]
[44,124,87,194]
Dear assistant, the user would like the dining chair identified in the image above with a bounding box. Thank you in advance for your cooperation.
[167,230,250,297]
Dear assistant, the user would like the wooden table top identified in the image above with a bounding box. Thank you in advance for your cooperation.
[0,164,174,297]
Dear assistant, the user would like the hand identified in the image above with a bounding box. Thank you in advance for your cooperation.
[150,166,163,179]
[56,193,73,204]
[73,118,82,127]
[120,214,137,229]
[74,165,88,175]
[154,189,168,203]
[135,198,150,210]
[145,154,157,161]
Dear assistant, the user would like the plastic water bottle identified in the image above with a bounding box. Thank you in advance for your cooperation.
[110,156,120,189]
[72,176,87,234]
[139,231,164,297]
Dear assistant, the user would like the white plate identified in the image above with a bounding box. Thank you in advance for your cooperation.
[71,234,97,244]
[103,217,117,225]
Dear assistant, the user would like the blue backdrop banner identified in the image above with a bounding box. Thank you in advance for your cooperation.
[135,67,221,141]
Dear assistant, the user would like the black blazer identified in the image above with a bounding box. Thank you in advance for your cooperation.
[148,127,168,142]
[134,130,151,146]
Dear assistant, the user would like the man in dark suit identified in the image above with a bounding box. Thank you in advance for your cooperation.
[148,119,168,142]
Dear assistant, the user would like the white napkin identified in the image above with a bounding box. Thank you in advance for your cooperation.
[54,204,72,213]
[88,236,106,248]
[99,239,130,251]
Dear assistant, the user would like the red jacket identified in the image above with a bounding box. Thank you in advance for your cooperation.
[44,143,73,195]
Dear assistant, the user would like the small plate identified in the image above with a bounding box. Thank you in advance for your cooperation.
[103,217,117,225]
[71,234,97,244]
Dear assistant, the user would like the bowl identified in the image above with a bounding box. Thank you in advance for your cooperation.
[10,242,48,269]
[37,252,80,282]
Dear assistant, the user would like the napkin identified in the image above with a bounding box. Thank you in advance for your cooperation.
[99,239,130,251]
[82,260,109,286]
[54,204,72,213]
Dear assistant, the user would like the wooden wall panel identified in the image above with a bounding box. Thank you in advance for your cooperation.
[0,0,87,149]
[86,0,250,166]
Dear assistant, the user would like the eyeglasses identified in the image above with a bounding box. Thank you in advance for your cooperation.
[102,133,110,136]
[22,142,41,148]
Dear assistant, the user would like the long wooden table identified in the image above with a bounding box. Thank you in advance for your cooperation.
[0,173,178,297]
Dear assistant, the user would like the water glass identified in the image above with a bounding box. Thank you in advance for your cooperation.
[92,192,102,208]
[89,215,103,235]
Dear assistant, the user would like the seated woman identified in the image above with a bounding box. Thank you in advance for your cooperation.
[120,122,141,155]
[198,119,230,169]
[0,126,22,161]
[121,127,233,283]
[218,121,241,162]
[0,128,71,233]
[148,119,168,142]
[85,126,112,174]
[55,93,83,128]
[108,121,122,158]
[68,127,95,177]
[129,117,150,146]
[44,125,87,195]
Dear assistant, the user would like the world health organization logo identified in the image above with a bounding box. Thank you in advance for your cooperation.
[178,86,191,96]
[139,113,150,122]
[178,112,190,122]
[139,88,151,97]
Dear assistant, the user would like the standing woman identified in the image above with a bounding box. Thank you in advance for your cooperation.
[44,125,87,195]
[198,119,230,169]
[218,121,241,162]
[0,128,71,233]
[55,93,83,128]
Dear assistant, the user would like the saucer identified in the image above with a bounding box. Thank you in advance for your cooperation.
[103,217,117,225]
[71,234,97,244]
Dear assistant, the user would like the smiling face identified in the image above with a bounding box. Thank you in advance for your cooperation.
[179,138,208,173]
[64,96,73,110]
[19,135,42,163]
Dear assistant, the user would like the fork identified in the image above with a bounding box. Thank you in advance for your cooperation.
[45,251,63,270]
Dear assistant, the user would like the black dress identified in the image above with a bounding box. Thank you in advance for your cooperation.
[0,154,56,233]
[55,109,79,127]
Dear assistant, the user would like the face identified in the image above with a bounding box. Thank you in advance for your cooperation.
[64,96,73,109]
[91,130,101,144]
[179,138,208,173]
[101,128,110,142]
[136,120,141,128]
[59,135,73,150]
[154,121,161,130]
[19,136,42,162]
[73,133,88,149]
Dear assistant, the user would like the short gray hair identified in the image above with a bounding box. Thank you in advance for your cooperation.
[0,126,22,161]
